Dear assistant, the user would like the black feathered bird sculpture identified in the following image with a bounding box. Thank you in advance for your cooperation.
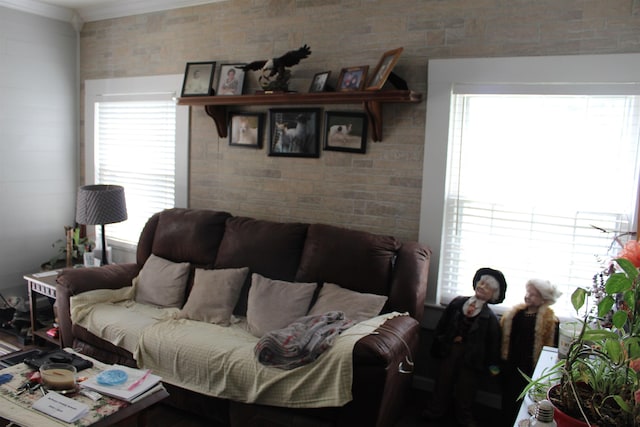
[242,45,311,91]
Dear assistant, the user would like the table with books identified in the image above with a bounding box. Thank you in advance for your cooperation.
[0,348,168,427]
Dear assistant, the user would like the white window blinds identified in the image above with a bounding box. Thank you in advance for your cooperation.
[440,92,640,316]
[94,100,177,246]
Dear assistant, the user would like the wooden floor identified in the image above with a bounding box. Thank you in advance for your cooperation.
[115,389,503,427]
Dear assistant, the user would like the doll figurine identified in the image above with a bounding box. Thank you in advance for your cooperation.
[499,278,561,427]
[423,267,507,427]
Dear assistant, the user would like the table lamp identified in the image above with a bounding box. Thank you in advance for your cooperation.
[75,185,127,266]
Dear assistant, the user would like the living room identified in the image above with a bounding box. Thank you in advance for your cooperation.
[0,1,639,426]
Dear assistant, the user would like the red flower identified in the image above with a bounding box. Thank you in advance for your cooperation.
[635,388,640,404]
[619,240,640,268]
[630,358,640,372]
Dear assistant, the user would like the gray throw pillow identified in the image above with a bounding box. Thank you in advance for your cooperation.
[246,273,317,338]
[307,282,388,323]
[177,267,249,325]
[134,254,190,308]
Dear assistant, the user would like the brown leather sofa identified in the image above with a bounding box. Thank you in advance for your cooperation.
[56,208,431,427]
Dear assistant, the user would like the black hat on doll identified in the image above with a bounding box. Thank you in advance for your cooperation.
[472,267,507,304]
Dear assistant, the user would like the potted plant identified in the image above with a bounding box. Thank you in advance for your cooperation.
[42,226,92,270]
[522,240,640,426]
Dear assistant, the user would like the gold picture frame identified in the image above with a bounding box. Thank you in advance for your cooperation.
[366,47,403,90]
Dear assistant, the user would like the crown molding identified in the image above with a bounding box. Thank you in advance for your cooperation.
[78,0,225,23]
[0,0,75,23]
[0,0,225,25]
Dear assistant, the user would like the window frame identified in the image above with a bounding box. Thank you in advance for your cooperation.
[419,53,640,313]
[84,75,189,253]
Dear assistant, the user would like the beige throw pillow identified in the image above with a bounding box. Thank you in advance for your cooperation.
[307,282,388,323]
[246,273,317,338]
[134,254,190,308]
[177,267,249,325]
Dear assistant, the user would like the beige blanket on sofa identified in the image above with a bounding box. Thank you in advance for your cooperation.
[70,287,402,408]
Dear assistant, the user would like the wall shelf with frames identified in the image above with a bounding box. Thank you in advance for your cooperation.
[177,90,422,142]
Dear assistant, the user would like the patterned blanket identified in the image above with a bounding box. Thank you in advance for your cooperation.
[255,311,355,370]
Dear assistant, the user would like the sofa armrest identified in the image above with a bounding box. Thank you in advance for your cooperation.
[56,263,140,348]
[349,315,420,427]
[353,315,419,366]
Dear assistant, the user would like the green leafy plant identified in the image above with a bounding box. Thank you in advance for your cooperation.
[44,226,92,270]
[522,241,640,425]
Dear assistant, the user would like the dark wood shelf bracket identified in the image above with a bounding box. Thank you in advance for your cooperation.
[204,105,228,138]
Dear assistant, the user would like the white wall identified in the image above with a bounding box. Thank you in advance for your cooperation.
[0,6,77,297]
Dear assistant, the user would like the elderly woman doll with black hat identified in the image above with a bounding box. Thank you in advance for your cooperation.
[499,278,561,427]
[423,267,507,427]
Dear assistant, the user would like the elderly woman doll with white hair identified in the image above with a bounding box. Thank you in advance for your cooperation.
[500,278,562,427]
[423,267,507,427]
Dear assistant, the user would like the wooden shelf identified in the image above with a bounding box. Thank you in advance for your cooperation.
[177,90,422,142]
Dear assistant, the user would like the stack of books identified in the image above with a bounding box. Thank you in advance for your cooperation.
[80,365,163,403]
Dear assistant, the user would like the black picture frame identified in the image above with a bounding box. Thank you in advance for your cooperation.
[366,47,403,90]
[228,112,264,148]
[337,66,369,91]
[217,64,246,96]
[268,108,321,158]
[181,61,216,96]
[323,111,368,154]
[309,71,331,93]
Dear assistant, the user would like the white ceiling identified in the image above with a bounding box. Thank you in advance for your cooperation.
[0,0,224,24]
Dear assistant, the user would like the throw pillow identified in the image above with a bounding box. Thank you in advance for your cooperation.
[134,254,190,308]
[176,267,249,325]
[307,282,388,323]
[246,273,317,338]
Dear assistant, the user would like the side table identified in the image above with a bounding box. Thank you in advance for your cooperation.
[23,271,60,347]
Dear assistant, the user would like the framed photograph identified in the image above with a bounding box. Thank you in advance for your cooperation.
[217,64,246,95]
[309,71,331,93]
[228,112,263,148]
[337,66,368,91]
[269,108,321,158]
[181,61,216,97]
[366,47,403,90]
[323,111,368,154]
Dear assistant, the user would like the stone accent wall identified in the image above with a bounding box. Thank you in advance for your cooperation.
[79,0,640,242]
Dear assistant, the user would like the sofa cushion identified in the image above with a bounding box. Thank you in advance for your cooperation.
[307,283,388,323]
[141,208,231,266]
[214,217,309,316]
[134,254,190,308]
[295,224,400,296]
[246,273,316,338]
[177,267,249,325]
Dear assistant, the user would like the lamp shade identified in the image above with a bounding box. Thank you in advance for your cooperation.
[76,185,128,225]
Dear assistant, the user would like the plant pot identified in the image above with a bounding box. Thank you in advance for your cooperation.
[547,384,588,427]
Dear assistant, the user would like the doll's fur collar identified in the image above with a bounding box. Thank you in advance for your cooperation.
[500,303,556,362]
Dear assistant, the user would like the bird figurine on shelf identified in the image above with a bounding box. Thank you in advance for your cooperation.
[242,44,311,92]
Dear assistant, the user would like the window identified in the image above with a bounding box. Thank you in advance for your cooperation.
[85,75,188,249]
[420,54,640,317]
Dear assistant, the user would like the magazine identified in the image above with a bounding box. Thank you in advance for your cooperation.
[80,365,161,402]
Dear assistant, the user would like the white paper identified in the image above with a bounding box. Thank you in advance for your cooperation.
[32,391,89,423]
[32,270,59,278]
